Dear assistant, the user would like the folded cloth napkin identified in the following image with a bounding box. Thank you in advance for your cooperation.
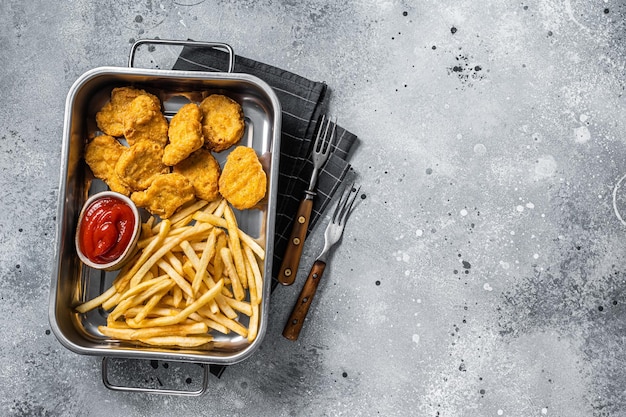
[172,46,358,377]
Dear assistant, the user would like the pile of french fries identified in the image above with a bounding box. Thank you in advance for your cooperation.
[76,198,264,348]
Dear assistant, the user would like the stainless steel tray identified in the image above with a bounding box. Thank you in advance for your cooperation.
[49,41,281,391]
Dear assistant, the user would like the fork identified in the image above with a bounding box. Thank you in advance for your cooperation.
[282,184,360,341]
[277,115,336,286]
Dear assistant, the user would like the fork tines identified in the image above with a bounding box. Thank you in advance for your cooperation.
[333,184,361,226]
[313,115,337,155]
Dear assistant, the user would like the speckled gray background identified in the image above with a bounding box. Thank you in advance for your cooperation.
[2,0,626,416]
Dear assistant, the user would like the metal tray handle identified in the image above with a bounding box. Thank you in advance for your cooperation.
[101,357,210,396]
[128,39,235,72]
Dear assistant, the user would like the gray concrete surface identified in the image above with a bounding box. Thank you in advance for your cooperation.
[2,0,626,416]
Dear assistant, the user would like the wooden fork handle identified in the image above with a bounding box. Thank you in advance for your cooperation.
[282,260,327,341]
[277,198,313,285]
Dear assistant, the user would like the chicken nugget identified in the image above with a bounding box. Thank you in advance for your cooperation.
[131,173,195,219]
[84,135,131,195]
[218,146,267,210]
[96,87,160,137]
[123,94,169,146]
[115,141,169,191]
[174,149,221,202]
[199,94,245,152]
[163,103,204,166]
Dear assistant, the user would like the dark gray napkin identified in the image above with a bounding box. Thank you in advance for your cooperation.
[172,46,358,377]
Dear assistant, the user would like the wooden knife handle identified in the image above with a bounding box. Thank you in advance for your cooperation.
[277,198,314,285]
[282,260,327,341]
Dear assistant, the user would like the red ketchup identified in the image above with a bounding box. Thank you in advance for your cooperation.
[78,196,136,264]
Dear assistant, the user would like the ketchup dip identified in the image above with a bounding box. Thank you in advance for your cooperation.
[76,192,139,268]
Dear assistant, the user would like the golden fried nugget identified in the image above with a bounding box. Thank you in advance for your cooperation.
[174,149,221,202]
[115,141,169,191]
[131,173,195,219]
[84,135,131,195]
[199,94,245,152]
[123,95,169,146]
[163,103,204,166]
[218,146,267,210]
[95,87,160,137]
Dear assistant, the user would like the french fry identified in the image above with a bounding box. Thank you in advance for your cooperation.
[98,322,208,340]
[76,285,117,314]
[133,286,170,323]
[179,240,201,265]
[138,335,213,348]
[153,199,208,233]
[194,314,230,334]
[150,264,160,283]
[220,247,244,301]
[200,199,222,215]
[126,279,223,328]
[131,322,208,339]
[159,295,177,308]
[220,284,234,299]
[119,219,172,289]
[110,255,139,291]
[130,269,153,288]
[213,198,228,217]
[213,231,227,281]
[141,217,155,239]
[247,304,259,343]
[171,214,192,230]
[179,241,209,253]
[156,259,193,298]
[243,251,255,303]
[137,218,171,249]
[173,286,184,308]
[124,306,179,318]
[192,230,216,294]
[244,245,263,306]
[97,326,135,340]
[245,258,255,301]
[165,251,184,276]
[224,296,253,317]
[183,223,215,241]
[204,310,248,338]
[203,291,238,319]
[239,230,265,260]
[105,320,132,329]
[182,262,219,314]
[192,212,228,229]
[101,292,122,312]
[118,275,169,303]
[223,205,247,289]
[108,279,175,324]
[76,254,140,313]
[151,225,194,239]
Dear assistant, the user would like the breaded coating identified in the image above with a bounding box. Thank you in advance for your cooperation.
[218,146,267,210]
[115,141,169,191]
[199,94,245,152]
[123,95,169,146]
[174,149,221,202]
[131,173,195,219]
[84,135,131,195]
[163,103,204,166]
[95,87,160,137]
